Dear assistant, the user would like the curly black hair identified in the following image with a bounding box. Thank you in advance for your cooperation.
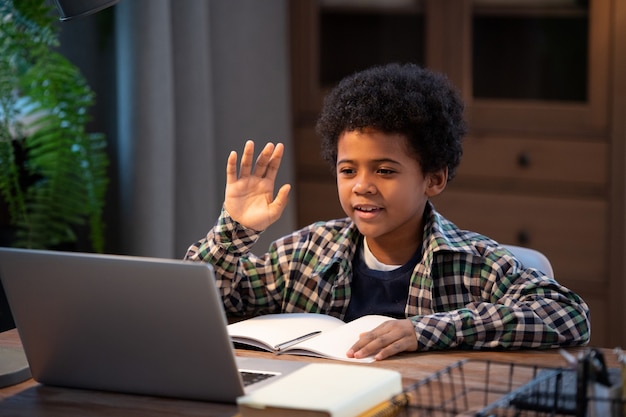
[316,63,466,181]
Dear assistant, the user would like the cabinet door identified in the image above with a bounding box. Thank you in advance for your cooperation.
[467,0,610,136]
[290,0,427,119]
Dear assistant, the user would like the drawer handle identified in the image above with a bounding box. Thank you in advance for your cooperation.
[517,152,531,168]
[517,230,530,246]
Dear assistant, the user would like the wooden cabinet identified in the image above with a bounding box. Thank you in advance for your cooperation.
[289,0,626,348]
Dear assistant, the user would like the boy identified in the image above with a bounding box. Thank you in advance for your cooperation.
[185,63,590,361]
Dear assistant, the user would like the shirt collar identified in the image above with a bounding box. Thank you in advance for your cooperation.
[423,200,486,257]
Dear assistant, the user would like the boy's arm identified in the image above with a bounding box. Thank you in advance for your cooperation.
[410,268,590,351]
[185,207,285,315]
[184,140,292,314]
[347,267,590,359]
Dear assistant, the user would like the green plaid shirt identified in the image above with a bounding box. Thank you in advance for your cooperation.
[185,202,590,351]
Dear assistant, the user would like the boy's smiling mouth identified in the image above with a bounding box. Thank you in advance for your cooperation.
[354,204,383,218]
[355,205,380,211]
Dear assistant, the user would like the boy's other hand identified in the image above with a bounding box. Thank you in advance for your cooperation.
[224,140,291,231]
[347,319,418,361]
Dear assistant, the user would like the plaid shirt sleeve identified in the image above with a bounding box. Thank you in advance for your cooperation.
[409,222,591,351]
[184,207,356,317]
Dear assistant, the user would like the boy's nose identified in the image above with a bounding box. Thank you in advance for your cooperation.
[352,179,376,194]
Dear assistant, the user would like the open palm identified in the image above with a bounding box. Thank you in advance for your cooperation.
[224,141,291,231]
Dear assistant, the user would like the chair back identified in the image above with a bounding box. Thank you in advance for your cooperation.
[503,245,554,277]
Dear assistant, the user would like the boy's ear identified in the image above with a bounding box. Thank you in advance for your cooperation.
[425,168,448,197]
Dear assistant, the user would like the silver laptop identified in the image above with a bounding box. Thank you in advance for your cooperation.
[0,247,306,403]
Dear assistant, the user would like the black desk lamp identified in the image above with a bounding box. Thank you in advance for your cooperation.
[0,0,122,388]
[53,0,121,21]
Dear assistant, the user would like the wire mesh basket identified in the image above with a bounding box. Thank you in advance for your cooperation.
[387,358,625,417]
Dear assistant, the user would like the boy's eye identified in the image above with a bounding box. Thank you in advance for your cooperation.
[377,168,396,175]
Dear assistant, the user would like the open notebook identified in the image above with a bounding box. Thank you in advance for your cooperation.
[0,247,307,403]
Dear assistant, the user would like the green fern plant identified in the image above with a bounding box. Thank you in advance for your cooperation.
[0,0,108,252]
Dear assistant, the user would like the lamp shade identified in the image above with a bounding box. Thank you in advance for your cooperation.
[54,0,121,21]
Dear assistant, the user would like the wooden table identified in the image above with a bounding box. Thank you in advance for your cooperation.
[0,329,621,416]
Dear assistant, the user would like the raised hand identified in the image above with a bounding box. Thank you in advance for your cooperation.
[223,141,291,231]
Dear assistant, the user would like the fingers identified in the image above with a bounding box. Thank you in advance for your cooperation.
[238,140,256,178]
[346,320,417,361]
[252,142,285,180]
[226,140,255,184]
[261,143,284,182]
[228,141,285,180]
[270,183,292,214]
[226,150,239,184]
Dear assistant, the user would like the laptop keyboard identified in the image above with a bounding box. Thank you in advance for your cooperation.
[239,370,279,387]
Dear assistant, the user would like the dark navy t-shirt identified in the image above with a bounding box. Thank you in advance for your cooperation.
[343,240,421,322]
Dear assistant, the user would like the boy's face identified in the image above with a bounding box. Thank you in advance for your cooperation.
[336,128,446,252]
